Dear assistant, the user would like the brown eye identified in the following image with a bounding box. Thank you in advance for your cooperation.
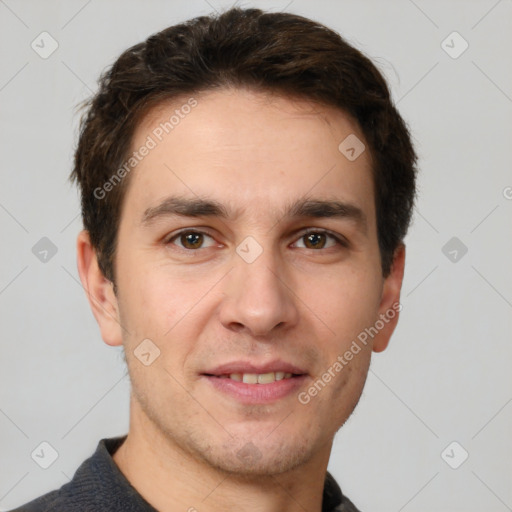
[303,232,327,249]
[167,230,216,250]
[293,230,342,250]
[180,232,204,249]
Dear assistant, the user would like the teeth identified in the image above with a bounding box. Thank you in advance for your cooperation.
[242,373,258,384]
[226,372,297,383]
[257,372,275,384]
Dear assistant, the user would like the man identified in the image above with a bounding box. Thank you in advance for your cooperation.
[11,6,416,512]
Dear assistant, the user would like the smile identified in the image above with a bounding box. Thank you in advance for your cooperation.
[201,373,308,404]
[210,371,297,383]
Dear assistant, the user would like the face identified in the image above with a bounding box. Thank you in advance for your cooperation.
[81,87,404,477]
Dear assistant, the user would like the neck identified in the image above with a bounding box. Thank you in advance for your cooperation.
[113,395,332,512]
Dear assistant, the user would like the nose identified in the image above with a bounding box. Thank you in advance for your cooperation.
[218,245,299,337]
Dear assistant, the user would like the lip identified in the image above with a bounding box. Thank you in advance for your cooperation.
[201,374,308,404]
[202,359,308,376]
[200,359,309,404]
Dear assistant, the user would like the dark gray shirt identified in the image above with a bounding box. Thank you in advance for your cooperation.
[9,436,361,512]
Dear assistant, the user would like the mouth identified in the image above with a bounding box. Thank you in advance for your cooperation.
[200,362,308,404]
[203,371,305,384]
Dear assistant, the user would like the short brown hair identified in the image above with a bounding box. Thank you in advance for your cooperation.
[71,7,417,282]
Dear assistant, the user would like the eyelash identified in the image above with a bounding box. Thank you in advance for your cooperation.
[164,228,348,252]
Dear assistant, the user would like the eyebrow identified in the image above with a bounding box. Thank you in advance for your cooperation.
[141,195,367,232]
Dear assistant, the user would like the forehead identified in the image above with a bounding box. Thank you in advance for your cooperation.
[123,87,375,227]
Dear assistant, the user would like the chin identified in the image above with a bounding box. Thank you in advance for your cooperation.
[197,435,316,478]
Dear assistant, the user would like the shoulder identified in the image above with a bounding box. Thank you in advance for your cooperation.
[7,436,128,512]
[324,471,362,512]
[336,494,363,512]
[7,488,65,512]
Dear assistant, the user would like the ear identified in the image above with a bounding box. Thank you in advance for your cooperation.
[372,243,406,353]
[76,230,123,347]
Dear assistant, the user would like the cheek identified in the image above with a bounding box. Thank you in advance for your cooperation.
[118,256,183,324]
[116,261,216,363]
[303,266,382,343]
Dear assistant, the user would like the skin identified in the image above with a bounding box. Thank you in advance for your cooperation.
[77,87,405,512]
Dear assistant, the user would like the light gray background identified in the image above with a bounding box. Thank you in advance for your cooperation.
[1,0,511,510]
